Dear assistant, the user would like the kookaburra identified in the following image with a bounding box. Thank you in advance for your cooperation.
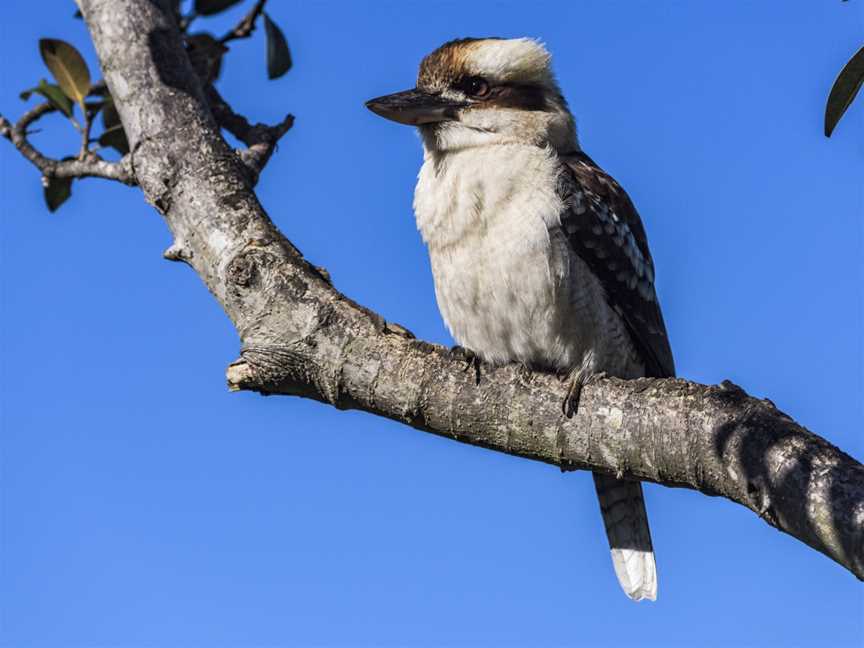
[366,37,674,601]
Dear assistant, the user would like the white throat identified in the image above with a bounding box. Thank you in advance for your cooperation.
[420,106,579,155]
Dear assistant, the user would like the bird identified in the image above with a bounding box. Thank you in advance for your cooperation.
[366,37,674,602]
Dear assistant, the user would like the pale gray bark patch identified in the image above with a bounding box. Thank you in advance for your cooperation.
[57,0,864,581]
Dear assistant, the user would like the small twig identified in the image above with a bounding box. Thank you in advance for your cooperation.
[219,0,268,44]
[205,84,254,140]
[80,111,93,160]
[0,107,136,185]
[237,114,294,182]
[179,11,197,32]
[17,102,57,130]
[204,84,293,184]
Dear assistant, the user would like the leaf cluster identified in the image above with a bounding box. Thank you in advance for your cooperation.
[21,0,291,213]
[185,0,291,82]
[18,37,129,211]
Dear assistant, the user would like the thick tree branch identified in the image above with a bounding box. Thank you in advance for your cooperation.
[68,0,863,580]
[0,104,135,185]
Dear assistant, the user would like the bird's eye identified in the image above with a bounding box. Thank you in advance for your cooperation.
[462,76,490,98]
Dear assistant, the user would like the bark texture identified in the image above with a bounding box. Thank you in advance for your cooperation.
[24,0,856,581]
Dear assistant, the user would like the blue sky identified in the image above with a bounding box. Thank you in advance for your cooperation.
[1,1,862,646]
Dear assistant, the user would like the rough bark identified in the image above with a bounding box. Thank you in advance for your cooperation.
[11,0,855,581]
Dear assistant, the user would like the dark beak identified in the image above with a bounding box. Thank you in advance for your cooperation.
[365,89,465,126]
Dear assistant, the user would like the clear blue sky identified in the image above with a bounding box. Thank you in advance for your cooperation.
[1,1,862,646]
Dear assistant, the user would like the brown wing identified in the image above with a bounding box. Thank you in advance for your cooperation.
[556,151,675,378]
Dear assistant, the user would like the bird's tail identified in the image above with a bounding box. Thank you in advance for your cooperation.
[593,473,657,601]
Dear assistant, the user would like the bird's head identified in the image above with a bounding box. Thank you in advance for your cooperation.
[366,37,577,153]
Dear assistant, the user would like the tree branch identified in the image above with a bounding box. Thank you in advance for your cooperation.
[219,0,268,45]
[0,103,135,185]
[69,0,863,580]
[205,84,293,185]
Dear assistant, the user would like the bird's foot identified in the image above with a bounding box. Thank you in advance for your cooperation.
[516,362,534,384]
[449,345,482,385]
[561,370,607,418]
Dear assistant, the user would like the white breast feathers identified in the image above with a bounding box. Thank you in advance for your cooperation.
[413,142,643,377]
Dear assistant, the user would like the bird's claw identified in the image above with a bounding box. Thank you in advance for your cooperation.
[561,370,607,418]
[450,345,482,385]
[562,375,582,419]
[587,370,608,385]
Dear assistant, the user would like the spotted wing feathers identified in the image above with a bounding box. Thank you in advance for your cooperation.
[556,152,674,378]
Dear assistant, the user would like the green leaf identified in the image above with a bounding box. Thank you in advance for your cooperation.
[100,98,130,154]
[43,175,72,213]
[194,0,244,16]
[20,78,74,117]
[264,13,291,80]
[825,45,864,137]
[39,39,91,109]
[102,97,121,130]
[99,126,130,155]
